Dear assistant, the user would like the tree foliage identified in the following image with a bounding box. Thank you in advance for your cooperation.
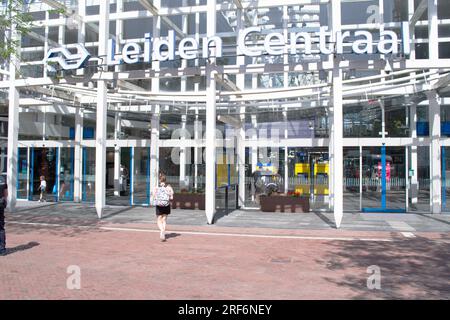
[0,0,33,62]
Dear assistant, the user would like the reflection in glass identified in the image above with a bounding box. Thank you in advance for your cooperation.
[133,147,150,205]
[82,147,96,202]
[17,148,28,199]
[59,148,75,202]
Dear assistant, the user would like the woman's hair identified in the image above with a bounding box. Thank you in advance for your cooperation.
[40,175,45,180]
[159,174,166,184]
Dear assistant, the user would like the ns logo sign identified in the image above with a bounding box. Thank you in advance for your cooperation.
[44,44,91,72]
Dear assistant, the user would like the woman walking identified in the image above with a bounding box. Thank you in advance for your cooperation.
[153,174,174,241]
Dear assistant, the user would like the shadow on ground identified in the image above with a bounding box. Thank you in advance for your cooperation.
[165,233,181,240]
[3,241,40,256]
[317,233,450,299]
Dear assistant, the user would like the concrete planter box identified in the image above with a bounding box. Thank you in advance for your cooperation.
[259,195,310,213]
[172,193,205,210]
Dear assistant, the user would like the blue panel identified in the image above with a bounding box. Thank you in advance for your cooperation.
[29,148,34,201]
[442,122,450,136]
[54,148,59,202]
[130,147,134,206]
[146,147,150,205]
[416,122,429,136]
[83,127,94,139]
[443,147,446,211]
[417,122,450,136]
[70,147,75,200]
[381,146,386,209]
[69,127,75,140]
[82,147,86,202]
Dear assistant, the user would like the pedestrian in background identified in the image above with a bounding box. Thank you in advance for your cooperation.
[39,175,47,202]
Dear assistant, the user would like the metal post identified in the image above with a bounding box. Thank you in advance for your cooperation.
[428,0,439,61]
[205,0,217,224]
[331,0,344,228]
[410,103,418,205]
[180,115,187,189]
[6,10,20,211]
[114,112,121,196]
[150,0,161,203]
[95,0,110,218]
[359,146,363,211]
[428,90,442,213]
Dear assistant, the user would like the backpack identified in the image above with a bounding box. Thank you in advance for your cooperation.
[155,185,171,207]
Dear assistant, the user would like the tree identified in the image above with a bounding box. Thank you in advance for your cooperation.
[0,1,64,75]
[0,0,33,62]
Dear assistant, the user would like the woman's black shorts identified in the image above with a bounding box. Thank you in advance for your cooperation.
[156,205,171,216]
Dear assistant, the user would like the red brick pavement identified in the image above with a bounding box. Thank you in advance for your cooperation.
[0,221,449,300]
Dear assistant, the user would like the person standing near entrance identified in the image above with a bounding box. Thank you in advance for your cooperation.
[39,175,47,202]
[0,174,8,256]
[152,174,174,242]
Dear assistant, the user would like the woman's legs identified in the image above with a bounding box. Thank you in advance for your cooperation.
[161,215,168,233]
[156,215,163,232]
[156,214,166,241]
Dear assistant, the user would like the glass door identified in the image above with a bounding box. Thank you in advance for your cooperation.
[343,147,361,211]
[29,147,58,202]
[132,147,150,205]
[362,146,406,213]
[82,147,96,202]
[59,147,75,202]
[106,147,131,206]
[17,147,29,199]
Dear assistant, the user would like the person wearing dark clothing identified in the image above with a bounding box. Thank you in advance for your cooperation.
[0,175,8,256]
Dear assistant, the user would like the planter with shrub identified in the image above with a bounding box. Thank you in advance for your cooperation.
[259,193,310,213]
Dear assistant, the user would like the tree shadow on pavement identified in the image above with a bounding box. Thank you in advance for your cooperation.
[316,233,450,299]
[4,241,40,256]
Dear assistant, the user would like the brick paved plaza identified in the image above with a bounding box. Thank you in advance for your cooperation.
[0,203,449,300]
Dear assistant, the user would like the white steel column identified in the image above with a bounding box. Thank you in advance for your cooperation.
[150,109,160,198]
[428,91,441,213]
[194,110,201,191]
[193,0,201,191]
[114,0,123,197]
[6,20,19,211]
[283,108,289,194]
[410,103,419,205]
[428,0,438,61]
[205,0,217,224]
[179,114,187,188]
[114,112,122,196]
[179,0,188,191]
[331,0,344,228]
[251,114,258,203]
[74,0,86,203]
[95,0,110,218]
[282,6,289,196]
[427,0,439,214]
[236,8,246,208]
[73,107,83,202]
[150,1,161,201]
